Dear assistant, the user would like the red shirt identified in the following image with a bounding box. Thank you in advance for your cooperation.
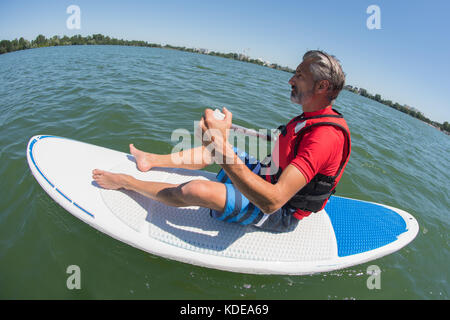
[273,106,346,220]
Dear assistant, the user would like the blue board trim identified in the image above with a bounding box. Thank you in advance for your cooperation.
[73,202,95,218]
[56,188,72,203]
[325,196,407,257]
[29,138,55,188]
[29,135,95,219]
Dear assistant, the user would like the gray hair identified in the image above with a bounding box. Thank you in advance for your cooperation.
[303,50,345,103]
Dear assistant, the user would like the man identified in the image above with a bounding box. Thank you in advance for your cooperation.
[92,50,351,232]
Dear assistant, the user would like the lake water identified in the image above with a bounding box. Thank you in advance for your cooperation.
[0,45,448,299]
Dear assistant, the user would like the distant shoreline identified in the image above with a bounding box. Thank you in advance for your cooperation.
[0,33,294,73]
[1,34,448,135]
[343,85,450,135]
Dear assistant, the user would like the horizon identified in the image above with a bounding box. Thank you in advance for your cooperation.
[1,0,448,122]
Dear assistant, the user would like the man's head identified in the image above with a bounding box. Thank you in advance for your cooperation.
[289,50,345,110]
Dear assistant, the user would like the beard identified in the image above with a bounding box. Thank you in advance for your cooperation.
[290,86,313,105]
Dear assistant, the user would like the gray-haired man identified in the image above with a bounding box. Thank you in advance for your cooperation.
[93,50,351,232]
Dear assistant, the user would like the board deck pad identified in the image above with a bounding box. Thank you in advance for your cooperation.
[27,135,419,275]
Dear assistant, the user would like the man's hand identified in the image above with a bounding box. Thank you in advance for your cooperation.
[199,107,233,160]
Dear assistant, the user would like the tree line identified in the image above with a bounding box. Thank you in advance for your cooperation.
[344,85,449,135]
[1,34,448,134]
[0,34,294,73]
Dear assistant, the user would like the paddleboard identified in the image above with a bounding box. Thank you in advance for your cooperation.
[27,135,419,275]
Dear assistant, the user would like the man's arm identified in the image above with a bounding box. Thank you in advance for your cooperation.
[219,143,307,214]
[199,107,307,214]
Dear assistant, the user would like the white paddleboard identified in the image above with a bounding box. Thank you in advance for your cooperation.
[27,135,419,275]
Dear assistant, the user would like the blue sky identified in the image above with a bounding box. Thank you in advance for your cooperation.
[1,0,449,122]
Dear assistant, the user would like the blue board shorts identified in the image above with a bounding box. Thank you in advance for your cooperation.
[210,148,299,233]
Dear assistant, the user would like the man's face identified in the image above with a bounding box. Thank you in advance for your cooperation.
[288,60,315,105]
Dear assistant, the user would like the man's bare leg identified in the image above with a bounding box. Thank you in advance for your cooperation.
[129,144,214,172]
[92,169,226,212]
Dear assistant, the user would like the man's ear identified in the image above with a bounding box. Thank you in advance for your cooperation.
[316,80,330,93]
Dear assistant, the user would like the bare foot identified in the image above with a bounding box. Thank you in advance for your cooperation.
[129,144,152,172]
[92,169,129,190]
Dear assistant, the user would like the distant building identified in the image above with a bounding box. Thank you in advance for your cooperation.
[257,58,271,66]
[238,53,248,61]
[404,105,420,113]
